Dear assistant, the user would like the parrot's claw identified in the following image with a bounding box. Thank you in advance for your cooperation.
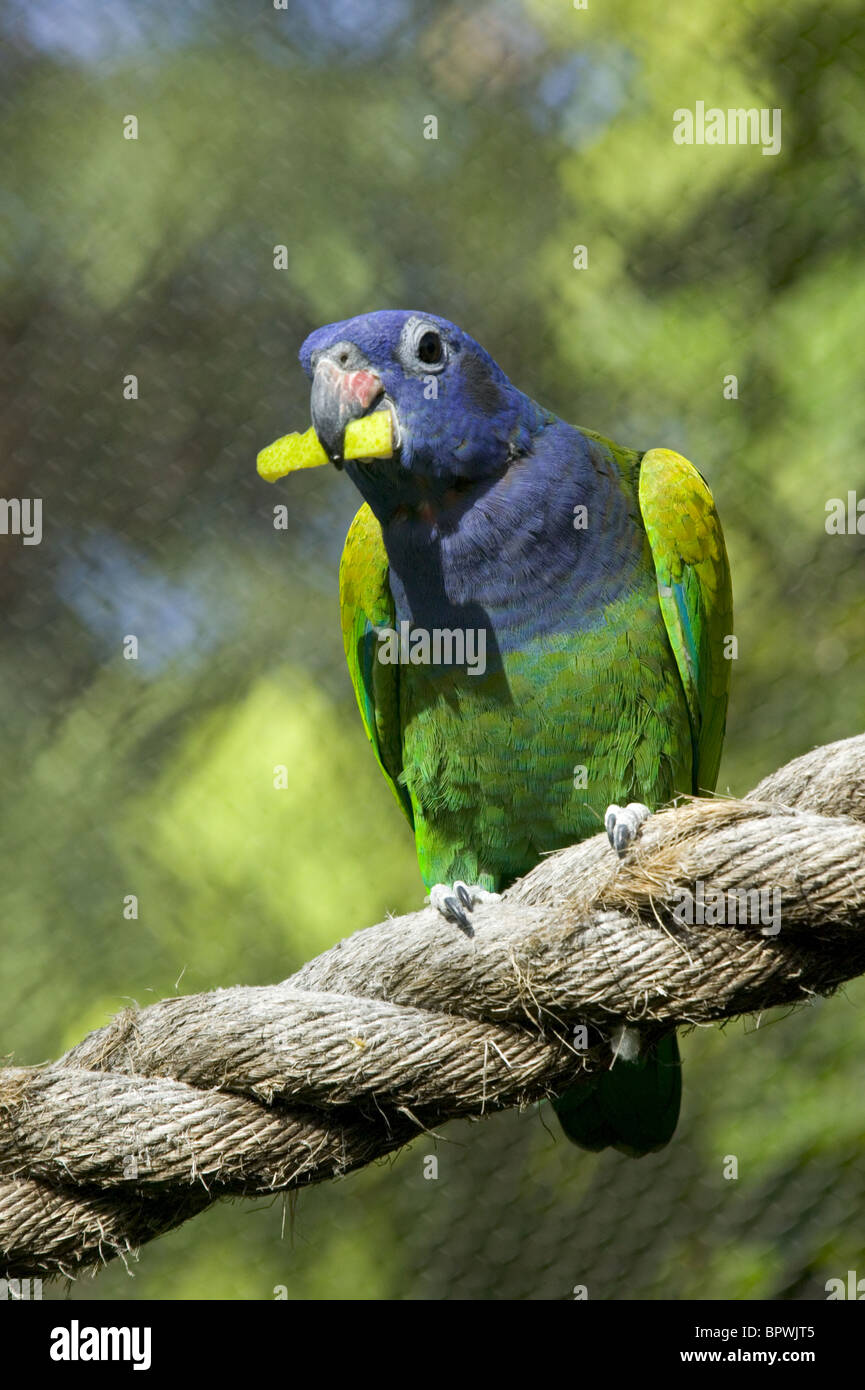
[428,881,501,937]
[605,802,651,857]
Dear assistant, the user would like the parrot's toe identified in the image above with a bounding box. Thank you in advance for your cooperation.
[428,881,501,937]
[605,802,651,856]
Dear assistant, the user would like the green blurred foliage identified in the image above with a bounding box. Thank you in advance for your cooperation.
[1,0,864,1300]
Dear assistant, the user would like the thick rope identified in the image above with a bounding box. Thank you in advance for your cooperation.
[2,734,865,1278]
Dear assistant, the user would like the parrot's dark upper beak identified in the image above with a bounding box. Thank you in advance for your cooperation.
[310,345,384,466]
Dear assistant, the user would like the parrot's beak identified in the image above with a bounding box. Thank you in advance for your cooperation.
[311,355,384,466]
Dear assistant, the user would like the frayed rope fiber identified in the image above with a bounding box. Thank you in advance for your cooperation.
[2,734,865,1278]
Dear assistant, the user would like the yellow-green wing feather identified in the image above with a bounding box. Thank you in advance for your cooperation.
[638,448,733,794]
[339,502,413,827]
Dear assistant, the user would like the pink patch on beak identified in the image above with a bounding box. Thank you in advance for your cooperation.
[340,368,382,410]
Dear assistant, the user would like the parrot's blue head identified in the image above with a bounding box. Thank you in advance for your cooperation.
[299,310,546,520]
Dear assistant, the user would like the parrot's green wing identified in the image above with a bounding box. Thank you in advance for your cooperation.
[339,502,413,828]
[638,447,733,796]
[554,448,731,1157]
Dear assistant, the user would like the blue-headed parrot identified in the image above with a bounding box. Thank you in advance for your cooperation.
[272,309,732,1156]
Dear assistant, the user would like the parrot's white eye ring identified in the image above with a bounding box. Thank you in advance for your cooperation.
[398,317,449,374]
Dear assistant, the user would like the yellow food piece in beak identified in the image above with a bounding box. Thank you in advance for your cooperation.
[257,410,393,483]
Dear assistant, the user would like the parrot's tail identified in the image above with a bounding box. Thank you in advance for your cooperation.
[552,1032,682,1157]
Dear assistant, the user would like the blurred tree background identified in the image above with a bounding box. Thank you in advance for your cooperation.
[1,0,864,1300]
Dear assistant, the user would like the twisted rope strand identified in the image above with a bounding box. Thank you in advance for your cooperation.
[2,734,864,1278]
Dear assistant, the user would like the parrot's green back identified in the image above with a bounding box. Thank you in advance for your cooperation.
[339,435,732,1157]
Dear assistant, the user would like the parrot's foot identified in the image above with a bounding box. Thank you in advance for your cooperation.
[605,802,651,857]
[428,881,501,937]
[610,1024,642,1064]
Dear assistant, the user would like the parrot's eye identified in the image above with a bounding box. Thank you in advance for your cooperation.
[417,330,443,365]
[398,317,449,374]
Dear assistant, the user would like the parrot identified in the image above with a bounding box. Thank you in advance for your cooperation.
[289,309,732,1156]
